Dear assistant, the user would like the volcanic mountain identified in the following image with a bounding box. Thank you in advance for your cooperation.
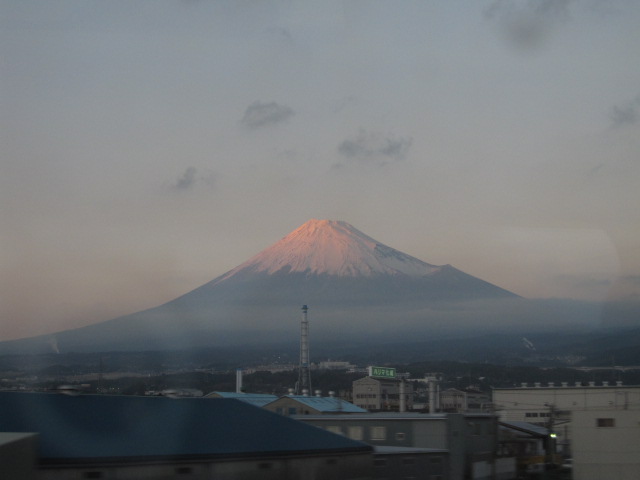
[182,219,516,306]
[1,219,519,353]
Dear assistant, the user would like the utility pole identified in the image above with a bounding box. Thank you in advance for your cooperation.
[545,404,558,469]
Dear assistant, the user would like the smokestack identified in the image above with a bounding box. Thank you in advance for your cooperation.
[428,380,436,414]
[236,368,243,393]
[296,305,312,395]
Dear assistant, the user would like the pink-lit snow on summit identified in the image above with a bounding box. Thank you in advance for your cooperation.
[217,219,442,281]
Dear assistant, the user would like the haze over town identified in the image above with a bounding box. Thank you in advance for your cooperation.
[2,1,640,342]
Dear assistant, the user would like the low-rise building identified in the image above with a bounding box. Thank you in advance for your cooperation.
[440,388,491,413]
[492,382,640,455]
[204,391,278,407]
[572,408,640,480]
[0,391,373,480]
[353,377,414,411]
[0,432,38,480]
[264,394,367,416]
[296,412,497,480]
[498,421,554,479]
[372,446,449,480]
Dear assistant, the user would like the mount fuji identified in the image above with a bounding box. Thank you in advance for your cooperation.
[1,219,520,353]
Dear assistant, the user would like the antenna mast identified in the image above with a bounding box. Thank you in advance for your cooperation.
[296,305,312,395]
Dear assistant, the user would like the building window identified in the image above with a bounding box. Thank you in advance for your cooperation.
[288,407,297,415]
[597,418,615,427]
[370,426,387,440]
[326,425,342,434]
[395,432,406,441]
[348,426,363,440]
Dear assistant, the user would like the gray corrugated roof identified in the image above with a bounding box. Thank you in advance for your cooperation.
[0,392,371,464]
[298,412,449,420]
[499,421,550,437]
[373,445,449,454]
[204,391,278,407]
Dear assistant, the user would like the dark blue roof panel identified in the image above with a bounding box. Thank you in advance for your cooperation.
[0,392,371,463]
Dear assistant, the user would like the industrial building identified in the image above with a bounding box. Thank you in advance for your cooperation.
[497,421,555,478]
[492,382,640,451]
[204,391,278,407]
[439,388,491,413]
[571,408,640,480]
[353,376,414,411]
[0,432,38,480]
[0,391,373,480]
[296,412,498,480]
[264,394,367,416]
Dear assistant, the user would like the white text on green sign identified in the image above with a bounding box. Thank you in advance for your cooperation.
[370,366,396,378]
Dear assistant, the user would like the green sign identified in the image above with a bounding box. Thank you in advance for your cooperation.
[369,366,396,379]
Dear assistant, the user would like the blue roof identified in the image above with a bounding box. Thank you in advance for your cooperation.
[279,395,368,413]
[0,392,371,464]
[204,391,278,407]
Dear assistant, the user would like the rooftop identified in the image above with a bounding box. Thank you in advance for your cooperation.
[0,392,371,464]
[274,395,368,413]
[204,391,278,407]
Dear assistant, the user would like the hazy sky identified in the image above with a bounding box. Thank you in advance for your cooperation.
[2,0,639,341]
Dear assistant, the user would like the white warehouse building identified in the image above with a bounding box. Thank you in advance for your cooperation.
[493,382,640,479]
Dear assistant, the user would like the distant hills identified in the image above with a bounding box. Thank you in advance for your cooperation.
[0,219,633,355]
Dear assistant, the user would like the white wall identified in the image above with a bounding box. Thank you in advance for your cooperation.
[572,409,640,480]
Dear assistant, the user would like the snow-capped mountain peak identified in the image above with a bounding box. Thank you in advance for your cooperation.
[218,219,441,280]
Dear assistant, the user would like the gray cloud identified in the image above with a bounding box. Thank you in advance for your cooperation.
[241,101,295,129]
[175,166,198,190]
[336,129,413,167]
[172,167,216,191]
[610,96,640,128]
[484,0,572,52]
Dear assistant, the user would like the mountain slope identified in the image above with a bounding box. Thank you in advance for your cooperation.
[0,219,520,354]
[215,219,441,279]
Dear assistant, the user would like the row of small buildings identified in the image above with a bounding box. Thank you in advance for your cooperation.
[2,376,639,479]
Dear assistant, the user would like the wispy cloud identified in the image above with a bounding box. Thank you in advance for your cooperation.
[610,95,640,128]
[335,129,412,168]
[484,0,572,52]
[175,166,198,190]
[171,167,216,191]
[241,101,295,129]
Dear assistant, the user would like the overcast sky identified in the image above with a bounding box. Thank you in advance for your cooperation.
[2,0,639,341]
